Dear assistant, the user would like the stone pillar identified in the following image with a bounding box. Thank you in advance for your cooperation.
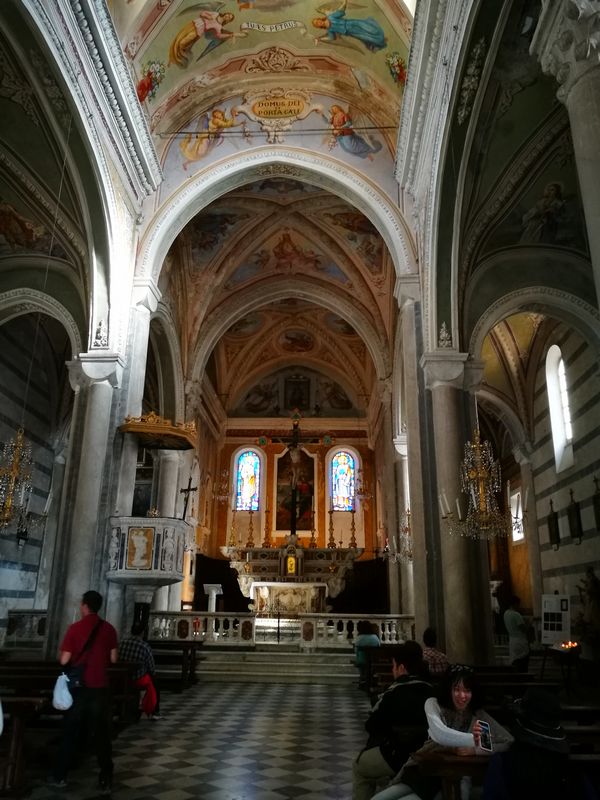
[394,434,415,616]
[153,450,181,612]
[513,442,544,618]
[422,352,477,663]
[114,279,161,516]
[59,354,122,634]
[398,293,431,638]
[532,1,600,300]
[379,379,401,613]
[34,452,66,609]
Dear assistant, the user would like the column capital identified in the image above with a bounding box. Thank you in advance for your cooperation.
[133,277,161,313]
[394,274,421,306]
[420,351,469,390]
[67,352,124,391]
[393,433,408,458]
[512,440,534,465]
[531,0,600,103]
[463,359,486,394]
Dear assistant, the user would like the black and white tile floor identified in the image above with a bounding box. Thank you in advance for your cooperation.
[28,682,371,799]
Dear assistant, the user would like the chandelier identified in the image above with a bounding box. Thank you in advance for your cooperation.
[443,426,508,540]
[0,427,33,531]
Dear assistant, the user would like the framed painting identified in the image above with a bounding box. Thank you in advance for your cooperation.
[126,527,154,570]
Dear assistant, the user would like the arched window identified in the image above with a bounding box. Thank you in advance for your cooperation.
[546,345,574,473]
[235,449,261,511]
[331,450,355,511]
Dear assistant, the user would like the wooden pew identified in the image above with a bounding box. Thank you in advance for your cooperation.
[148,640,202,691]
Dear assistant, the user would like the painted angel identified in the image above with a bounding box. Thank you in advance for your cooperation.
[168,3,238,68]
[312,0,387,52]
[180,108,241,169]
[323,104,382,160]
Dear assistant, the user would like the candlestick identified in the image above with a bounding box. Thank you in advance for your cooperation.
[455,498,462,521]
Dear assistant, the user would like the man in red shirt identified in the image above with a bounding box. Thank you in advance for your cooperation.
[49,590,118,793]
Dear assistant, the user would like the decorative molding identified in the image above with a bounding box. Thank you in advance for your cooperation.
[245,47,310,73]
[457,37,486,125]
[438,321,452,348]
[0,41,38,124]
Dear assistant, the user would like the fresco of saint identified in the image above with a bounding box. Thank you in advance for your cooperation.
[312,0,387,52]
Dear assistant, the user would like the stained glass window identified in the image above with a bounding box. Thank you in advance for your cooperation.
[331,451,355,511]
[235,450,260,511]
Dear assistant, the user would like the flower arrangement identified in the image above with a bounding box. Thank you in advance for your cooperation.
[386,52,407,87]
[136,61,166,103]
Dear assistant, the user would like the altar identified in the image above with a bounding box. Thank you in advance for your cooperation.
[251,581,326,615]
[220,534,363,609]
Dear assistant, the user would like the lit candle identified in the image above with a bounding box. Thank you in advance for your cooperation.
[455,498,462,521]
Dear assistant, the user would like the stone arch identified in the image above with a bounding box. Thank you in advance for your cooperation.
[0,288,82,356]
[138,149,417,285]
[149,303,186,422]
[469,287,600,363]
[189,277,389,386]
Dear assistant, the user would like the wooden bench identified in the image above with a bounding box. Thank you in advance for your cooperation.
[0,660,139,796]
[148,640,201,691]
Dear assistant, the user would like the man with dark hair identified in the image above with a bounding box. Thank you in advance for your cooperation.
[49,590,118,793]
[422,627,449,676]
[352,642,433,800]
[119,621,161,718]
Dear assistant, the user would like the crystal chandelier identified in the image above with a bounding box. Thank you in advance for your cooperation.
[382,509,413,564]
[0,428,33,528]
[444,426,508,539]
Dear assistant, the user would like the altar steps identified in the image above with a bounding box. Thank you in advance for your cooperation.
[198,645,359,685]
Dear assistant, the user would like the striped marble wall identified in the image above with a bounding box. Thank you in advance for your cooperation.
[531,323,600,623]
[0,316,64,645]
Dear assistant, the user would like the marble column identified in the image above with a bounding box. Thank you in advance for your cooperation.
[513,442,543,618]
[34,451,66,609]
[151,450,182,612]
[59,353,123,635]
[532,1,600,300]
[114,279,161,517]
[107,279,160,632]
[422,352,477,663]
[393,434,415,616]
[398,294,430,638]
[379,379,401,613]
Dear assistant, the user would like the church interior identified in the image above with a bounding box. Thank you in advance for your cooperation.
[0,0,599,696]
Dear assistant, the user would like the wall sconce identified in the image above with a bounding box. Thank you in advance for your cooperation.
[567,489,583,545]
[547,499,560,550]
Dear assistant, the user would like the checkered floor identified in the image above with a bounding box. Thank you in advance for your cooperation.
[27,682,371,799]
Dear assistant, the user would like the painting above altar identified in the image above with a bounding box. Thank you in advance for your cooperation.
[275,448,315,532]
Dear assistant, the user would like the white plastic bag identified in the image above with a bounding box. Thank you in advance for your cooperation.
[52,673,73,711]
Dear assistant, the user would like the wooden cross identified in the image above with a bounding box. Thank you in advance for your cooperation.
[180,475,198,520]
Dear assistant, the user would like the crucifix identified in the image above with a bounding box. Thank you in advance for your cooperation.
[180,475,198,520]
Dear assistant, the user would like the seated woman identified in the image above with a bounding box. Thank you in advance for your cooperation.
[372,665,513,800]
[354,620,381,688]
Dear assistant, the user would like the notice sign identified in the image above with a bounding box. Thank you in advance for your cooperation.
[541,593,570,645]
